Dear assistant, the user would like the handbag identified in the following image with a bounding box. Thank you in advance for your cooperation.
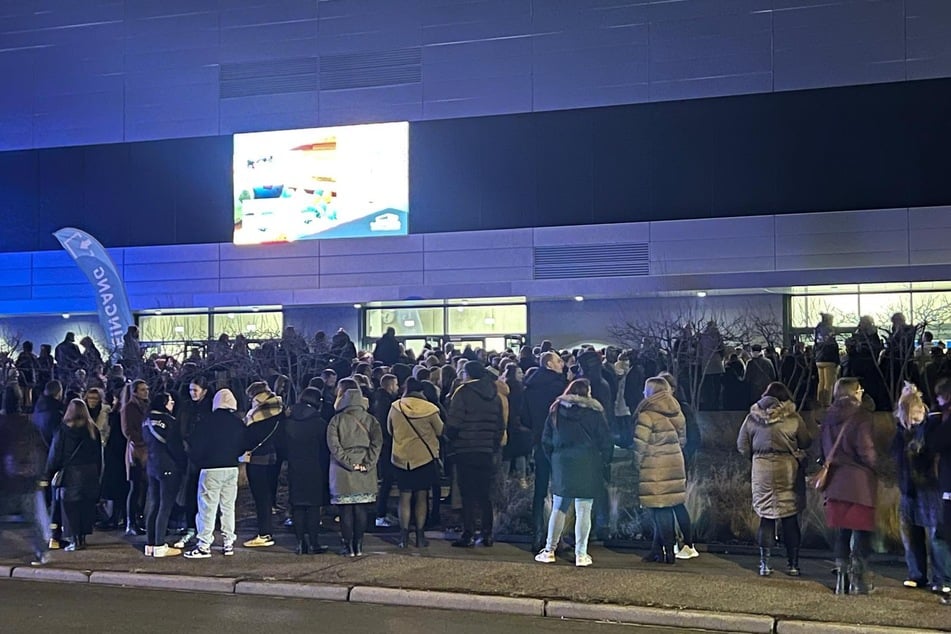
[241,419,280,465]
[811,420,850,492]
[50,440,83,488]
[398,403,444,474]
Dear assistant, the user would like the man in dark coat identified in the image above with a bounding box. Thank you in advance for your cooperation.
[446,361,505,547]
[371,374,400,527]
[577,349,613,540]
[54,332,83,383]
[0,394,51,565]
[32,380,65,450]
[520,351,566,552]
[372,327,401,367]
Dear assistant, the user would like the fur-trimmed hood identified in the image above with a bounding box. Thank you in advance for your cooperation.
[554,393,604,412]
[747,396,796,426]
[334,388,368,413]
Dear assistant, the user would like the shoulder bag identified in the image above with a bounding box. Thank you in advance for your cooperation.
[398,403,443,474]
[810,421,850,492]
[50,439,83,488]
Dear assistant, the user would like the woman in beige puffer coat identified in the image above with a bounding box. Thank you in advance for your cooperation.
[633,377,686,564]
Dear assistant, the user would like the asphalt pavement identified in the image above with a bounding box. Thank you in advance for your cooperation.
[5,580,716,634]
[1,521,948,633]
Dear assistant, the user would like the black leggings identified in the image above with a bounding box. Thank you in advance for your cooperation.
[126,462,147,527]
[834,528,871,561]
[145,472,182,547]
[457,462,494,536]
[338,503,370,545]
[651,503,693,552]
[246,464,274,537]
[758,515,801,557]
[292,505,321,543]
[650,507,675,550]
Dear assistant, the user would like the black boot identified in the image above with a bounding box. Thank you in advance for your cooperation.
[295,536,309,555]
[662,547,675,564]
[849,553,874,595]
[339,538,354,557]
[310,536,328,554]
[786,548,801,577]
[416,529,429,548]
[398,529,409,549]
[353,539,364,557]
[834,559,849,595]
[452,533,475,548]
[758,548,772,576]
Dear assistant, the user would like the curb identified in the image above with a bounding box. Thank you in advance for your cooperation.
[546,600,774,634]
[776,621,944,634]
[350,586,545,617]
[236,580,350,601]
[89,571,237,593]
[11,567,89,583]
[0,565,13,578]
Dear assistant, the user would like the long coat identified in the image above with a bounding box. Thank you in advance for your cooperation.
[737,397,812,519]
[542,394,613,499]
[286,401,330,507]
[327,389,383,504]
[46,424,101,504]
[820,396,877,508]
[633,391,687,508]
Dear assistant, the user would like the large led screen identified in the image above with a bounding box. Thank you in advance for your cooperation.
[233,122,408,244]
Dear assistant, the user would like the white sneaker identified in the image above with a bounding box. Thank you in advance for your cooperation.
[375,517,396,528]
[152,544,182,557]
[534,549,555,563]
[676,544,700,560]
[576,554,593,567]
[173,529,196,549]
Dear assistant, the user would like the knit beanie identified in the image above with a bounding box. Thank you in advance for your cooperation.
[464,361,486,380]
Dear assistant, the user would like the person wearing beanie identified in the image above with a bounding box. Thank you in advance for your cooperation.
[242,382,285,548]
[284,387,331,555]
[446,360,505,547]
[183,389,245,559]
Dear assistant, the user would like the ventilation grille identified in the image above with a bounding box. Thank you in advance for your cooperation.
[220,57,318,98]
[320,47,421,90]
[533,243,649,280]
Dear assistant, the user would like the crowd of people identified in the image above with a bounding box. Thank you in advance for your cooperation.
[0,321,949,606]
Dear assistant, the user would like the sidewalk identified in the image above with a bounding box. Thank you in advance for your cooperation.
[1,521,947,634]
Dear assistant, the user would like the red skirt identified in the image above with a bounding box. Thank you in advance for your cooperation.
[825,500,875,532]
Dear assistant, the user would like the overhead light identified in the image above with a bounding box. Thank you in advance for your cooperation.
[154,310,163,315]
[61,313,70,319]
[251,306,260,312]
[174,326,185,334]
[403,319,416,328]
[696,291,707,298]
[353,303,362,309]
[574,296,584,302]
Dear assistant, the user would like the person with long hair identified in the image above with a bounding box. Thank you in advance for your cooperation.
[633,377,687,564]
[388,377,444,549]
[534,379,612,567]
[121,379,150,536]
[821,377,878,594]
[738,381,813,576]
[893,382,949,593]
[143,392,186,557]
[328,378,383,556]
[45,398,101,551]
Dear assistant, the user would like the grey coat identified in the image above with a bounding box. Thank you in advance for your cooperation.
[327,389,383,504]
[737,397,812,519]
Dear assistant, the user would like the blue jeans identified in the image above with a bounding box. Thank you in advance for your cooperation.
[545,495,594,558]
[901,519,951,585]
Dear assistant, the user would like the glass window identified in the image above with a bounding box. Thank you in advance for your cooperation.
[808,295,859,332]
[212,311,283,339]
[447,304,527,335]
[912,292,951,342]
[790,296,809,329]
[365,307,444,339]
[140,314,209,343]
[858,293,911,332]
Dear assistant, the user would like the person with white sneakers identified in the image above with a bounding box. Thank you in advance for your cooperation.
[183,389,245,559]
[535,379,612,567]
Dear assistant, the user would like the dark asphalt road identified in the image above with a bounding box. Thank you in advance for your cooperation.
[3,580,714,634]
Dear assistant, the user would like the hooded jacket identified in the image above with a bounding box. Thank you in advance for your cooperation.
[388,394,444,470]
[446,376,505,456]
[189,404,245,471]
[327,389,383,501]
[633,390,687,508]
[285,390,330,506]
[737,397,812,519]
[542,394,613,499]
[521,367,567,446]
[143,410,186,479]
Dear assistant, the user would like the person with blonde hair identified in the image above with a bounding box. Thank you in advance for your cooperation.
[45,398,101,551]
[821,377,878,594]
[892,382,949,592]
[634,376,687,564]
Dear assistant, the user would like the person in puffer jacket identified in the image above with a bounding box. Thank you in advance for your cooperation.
[633,376,687,564]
